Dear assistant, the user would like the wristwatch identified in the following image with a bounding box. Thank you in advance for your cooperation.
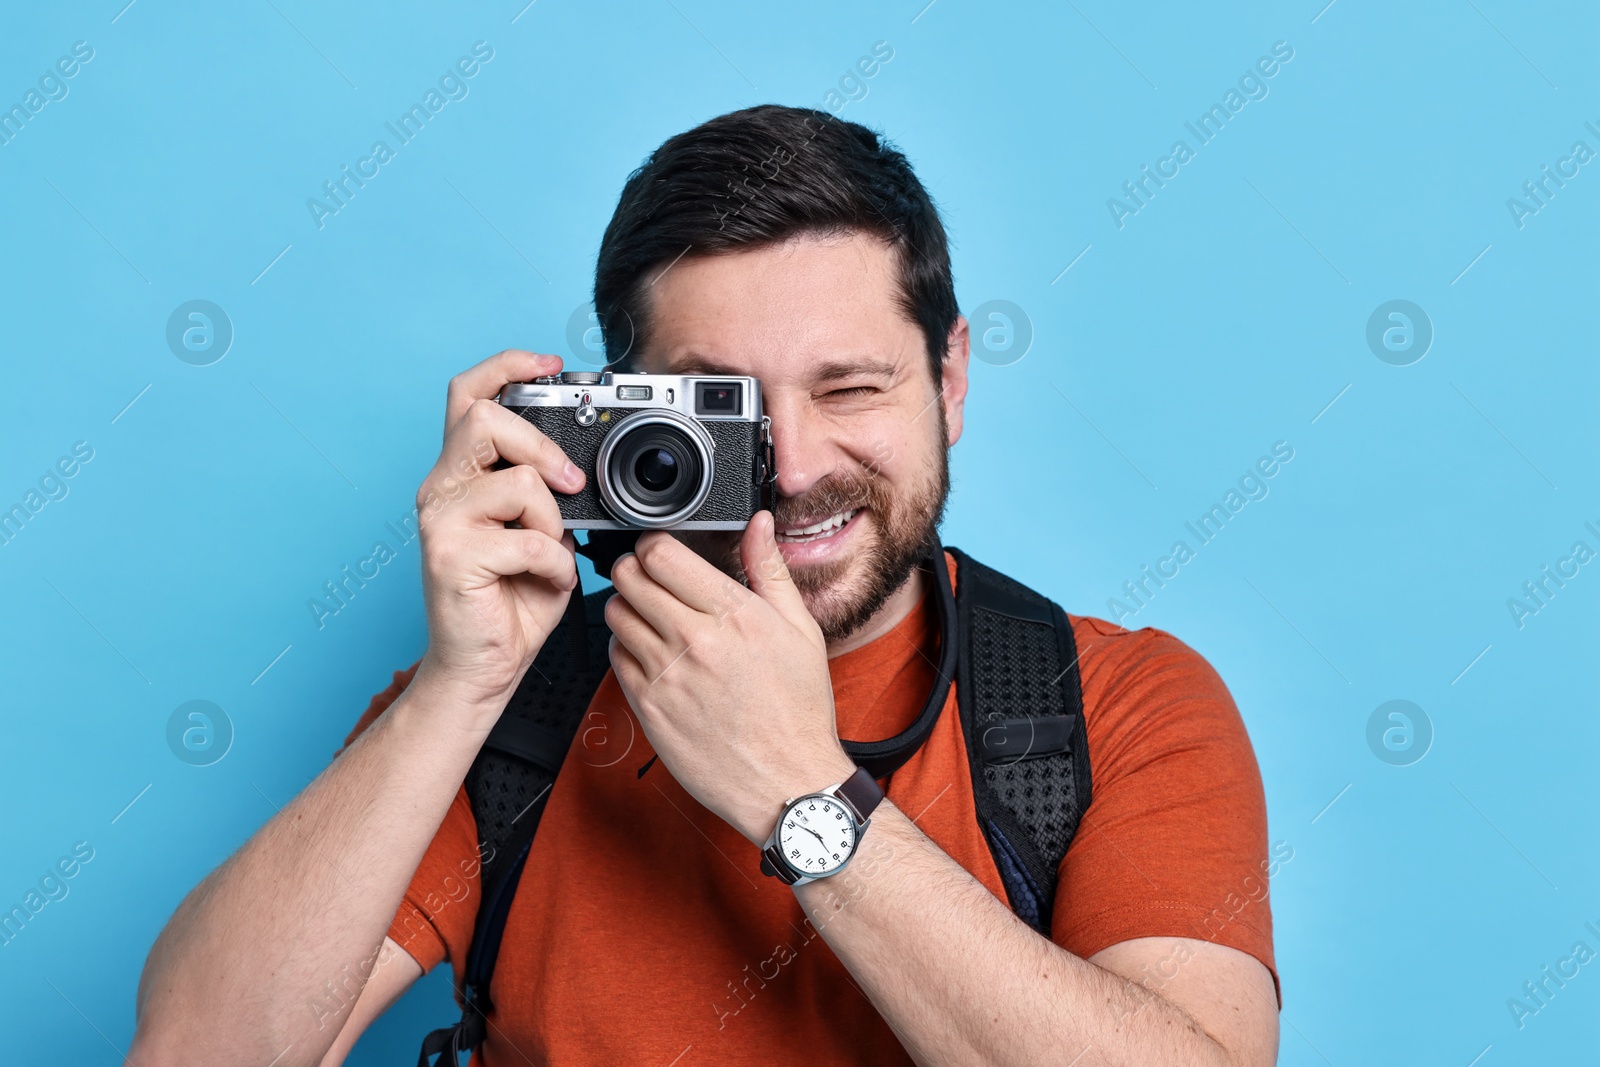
[759,766,885,886]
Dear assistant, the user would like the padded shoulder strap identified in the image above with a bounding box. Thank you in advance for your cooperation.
[468,586,613,982]
[946,547,1092,937]
[419,585,613,1065]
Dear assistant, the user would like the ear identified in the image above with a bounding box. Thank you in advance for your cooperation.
[940,315,972,447]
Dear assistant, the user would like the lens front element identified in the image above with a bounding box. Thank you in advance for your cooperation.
[635,447,678,492]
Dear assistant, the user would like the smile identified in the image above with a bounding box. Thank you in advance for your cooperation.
[776,508,861,543]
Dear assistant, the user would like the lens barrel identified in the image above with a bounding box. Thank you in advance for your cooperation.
[595,410,715,528]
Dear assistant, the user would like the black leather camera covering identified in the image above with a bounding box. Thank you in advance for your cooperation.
[517,405,763,527]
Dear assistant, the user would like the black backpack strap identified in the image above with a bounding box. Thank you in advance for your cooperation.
[418,584,614,1066]
[946,547,1091,937]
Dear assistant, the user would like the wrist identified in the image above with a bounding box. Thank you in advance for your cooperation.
[403,657,517,735]
[737,747,859,846]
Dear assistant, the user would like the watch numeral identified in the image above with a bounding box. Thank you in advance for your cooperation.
[835,811,844,819]
[785,821,794,829]
[832,853,840,860]
[790,849,800,858]
[808,802,816,810]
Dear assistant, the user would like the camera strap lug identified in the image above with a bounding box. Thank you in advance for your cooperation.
[757,415,778,511]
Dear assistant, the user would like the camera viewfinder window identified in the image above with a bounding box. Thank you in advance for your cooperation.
[694,381,742,416]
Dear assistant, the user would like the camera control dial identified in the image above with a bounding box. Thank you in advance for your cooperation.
[575,391,599,427]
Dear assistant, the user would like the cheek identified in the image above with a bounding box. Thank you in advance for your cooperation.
[854,415,939,486]
[833,405,916,469]
[832,435,899,506]
[844,447,925,525]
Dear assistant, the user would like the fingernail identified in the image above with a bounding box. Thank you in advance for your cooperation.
[564,460,582,486]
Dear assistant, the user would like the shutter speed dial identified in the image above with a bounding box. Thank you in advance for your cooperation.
[531,371,605,385]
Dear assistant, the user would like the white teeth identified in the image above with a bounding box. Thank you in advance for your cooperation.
[777,508,859,542]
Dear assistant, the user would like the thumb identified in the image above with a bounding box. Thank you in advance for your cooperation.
[741,511,816,635]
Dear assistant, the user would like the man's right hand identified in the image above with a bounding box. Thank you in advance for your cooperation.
[131,348,587,1067]
[413,349,588,716]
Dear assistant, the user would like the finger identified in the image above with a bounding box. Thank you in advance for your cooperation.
[457,528,578,589]
[434,397,585,499]
[446,464,564,541]
[604,592,671,677]
[740,511,815,634]
[444,350,564,440]
[632,532,751,619]
[607,634,650,706]
[609,552,695,644]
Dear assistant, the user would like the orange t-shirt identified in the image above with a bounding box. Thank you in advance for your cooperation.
[341,553,1276,1064]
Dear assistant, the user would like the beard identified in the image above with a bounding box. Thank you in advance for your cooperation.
[679,412,951,644]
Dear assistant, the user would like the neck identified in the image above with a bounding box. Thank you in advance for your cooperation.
[825,562,930,659]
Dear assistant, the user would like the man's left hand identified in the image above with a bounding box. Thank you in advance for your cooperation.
[606,511,856,846]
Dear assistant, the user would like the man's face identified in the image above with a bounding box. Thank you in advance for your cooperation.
[635,230,970,643]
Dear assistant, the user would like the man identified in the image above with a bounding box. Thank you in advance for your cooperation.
[133,105,1279,1065]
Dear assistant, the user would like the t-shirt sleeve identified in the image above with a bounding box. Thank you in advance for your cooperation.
[338,663,482,980]
[1053,618,1280,1001]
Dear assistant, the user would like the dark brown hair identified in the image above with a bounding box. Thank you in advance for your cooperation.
[593,104,958,381]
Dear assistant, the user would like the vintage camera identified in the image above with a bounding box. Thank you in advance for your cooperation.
[496,370,775,529]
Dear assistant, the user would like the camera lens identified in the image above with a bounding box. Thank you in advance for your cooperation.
[596,411,715,528]
[635,448,678,491]
[617,429,699,509]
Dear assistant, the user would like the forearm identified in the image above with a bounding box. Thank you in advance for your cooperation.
[794,803,1233,1067]
[133,670,496,1066]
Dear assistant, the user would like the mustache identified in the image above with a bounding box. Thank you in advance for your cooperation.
[772,469,886,527]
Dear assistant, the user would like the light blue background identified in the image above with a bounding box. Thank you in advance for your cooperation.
[1,0,1595,1062]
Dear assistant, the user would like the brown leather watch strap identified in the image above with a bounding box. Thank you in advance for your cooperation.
[837,765,884,824]
[760,844,799,885]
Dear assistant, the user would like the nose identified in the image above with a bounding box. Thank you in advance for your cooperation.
[764,394,834,500]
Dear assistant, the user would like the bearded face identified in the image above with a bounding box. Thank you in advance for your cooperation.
[680,403,950,643]
[633,231,968,647]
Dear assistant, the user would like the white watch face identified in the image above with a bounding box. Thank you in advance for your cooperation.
[777,794,858,877]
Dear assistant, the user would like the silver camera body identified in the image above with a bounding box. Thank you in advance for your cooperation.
[496,370,774,530]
